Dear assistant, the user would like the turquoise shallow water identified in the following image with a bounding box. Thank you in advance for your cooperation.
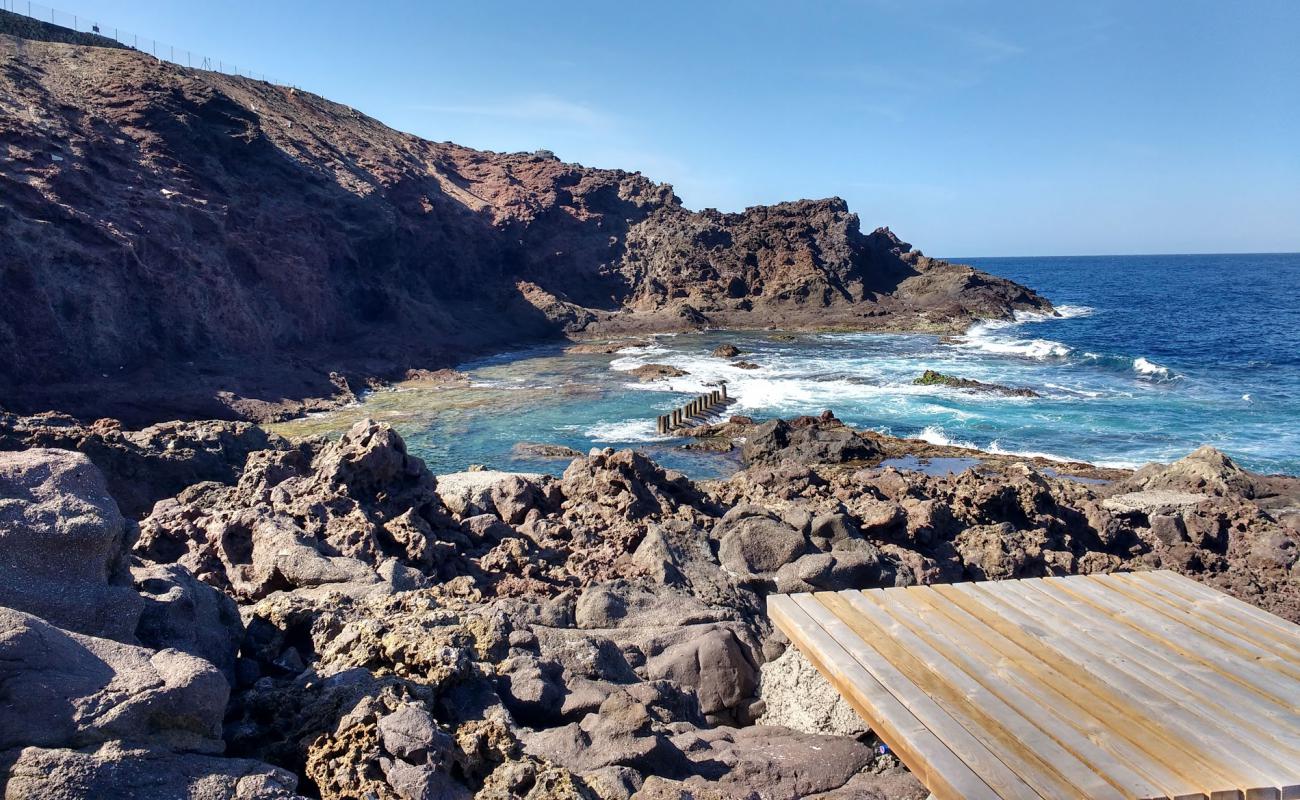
[274,253,1300,478]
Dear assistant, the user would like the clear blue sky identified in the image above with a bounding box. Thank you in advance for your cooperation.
[50,0,1300,257]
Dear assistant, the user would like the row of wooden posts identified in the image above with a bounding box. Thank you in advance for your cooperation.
[656,384,730,433]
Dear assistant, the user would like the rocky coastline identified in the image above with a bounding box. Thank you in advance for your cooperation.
[3,15,1299,800]
[2,406,1298,798]
[1,17,1048,427]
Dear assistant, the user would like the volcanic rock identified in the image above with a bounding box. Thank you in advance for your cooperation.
[0,448,142,639]
[628,364,689,382]
[0,27,1049,424]
[912,370,1039,397]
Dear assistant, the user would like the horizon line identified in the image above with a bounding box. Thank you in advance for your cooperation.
[942,250,1300,260]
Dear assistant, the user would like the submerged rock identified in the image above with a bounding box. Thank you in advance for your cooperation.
[628,364,690,382]
[912,370,1040,397]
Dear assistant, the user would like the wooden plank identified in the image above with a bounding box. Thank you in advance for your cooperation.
[1019,577,1300,755]
[1056,575,1300,709]
[767,594,1002,800]
[1131,572,1300,659]
[817,591,1110,800]
[892,585,1201,800]
[789,593,1046,800]
[1093,573,1300,682]
[922,583,1212,800]
[1143,570,1300,648]
[939,581,1249,797]
[967,580,1287,800]
[1006,579,1300,787]
[848,588,1149,799]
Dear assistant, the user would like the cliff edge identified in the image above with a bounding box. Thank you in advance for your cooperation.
[0,18,1050,423]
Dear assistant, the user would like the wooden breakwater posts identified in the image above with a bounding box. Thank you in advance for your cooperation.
[656,385,730,433]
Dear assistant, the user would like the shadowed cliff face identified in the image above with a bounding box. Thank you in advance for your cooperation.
[0,24,1050,423]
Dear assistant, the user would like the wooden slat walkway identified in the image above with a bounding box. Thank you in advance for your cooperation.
[769,571,1300,800]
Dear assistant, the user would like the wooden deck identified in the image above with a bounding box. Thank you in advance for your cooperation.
[769,571,1300,800]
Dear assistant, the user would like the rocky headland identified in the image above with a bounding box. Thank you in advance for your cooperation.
[3,13,1299,800]
[1,13,1047,426]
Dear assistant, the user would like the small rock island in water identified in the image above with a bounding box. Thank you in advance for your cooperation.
[1,7,1296,800]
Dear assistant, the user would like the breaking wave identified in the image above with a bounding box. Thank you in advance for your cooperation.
[584,419,672,443]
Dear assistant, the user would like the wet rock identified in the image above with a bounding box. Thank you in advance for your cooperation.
[711,344,741,358]
[512,442,584,460]
[0,448,142,640]
[912,370,1039,397]
[627,364,689,382]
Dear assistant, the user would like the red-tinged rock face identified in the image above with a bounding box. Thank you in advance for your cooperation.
[0,29,1049,423]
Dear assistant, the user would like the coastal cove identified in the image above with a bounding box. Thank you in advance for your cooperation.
[271,253,1300,478]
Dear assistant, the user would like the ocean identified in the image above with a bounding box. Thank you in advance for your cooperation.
[272,253,1300,478]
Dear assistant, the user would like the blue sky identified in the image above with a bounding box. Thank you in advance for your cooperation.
[49,0,1300,256]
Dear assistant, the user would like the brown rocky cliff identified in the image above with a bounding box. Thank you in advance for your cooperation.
[0,22,1050,423]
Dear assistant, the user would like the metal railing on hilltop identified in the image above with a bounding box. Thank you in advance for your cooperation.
[0,0,296,87]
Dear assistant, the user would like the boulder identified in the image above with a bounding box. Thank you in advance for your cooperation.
[717,515,810,577]
[0,607,228,754]
[711,344,741,358]
[520,691,690,776]
[132,562,244,683]
[665,725,878,798]
[0,742,302,800]
[773,550,883,593]
[742,419,881,467]
[1123,446,1257,499]
[0,448,142,640]
[643,626,758,716]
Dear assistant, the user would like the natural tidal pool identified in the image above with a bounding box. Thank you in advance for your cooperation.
[270,253,1300,478]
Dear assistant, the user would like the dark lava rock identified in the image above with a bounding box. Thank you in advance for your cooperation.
[742,418,882,467]
[913,370,1040,397]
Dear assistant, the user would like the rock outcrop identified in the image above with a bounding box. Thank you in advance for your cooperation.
[0,412,292,518]
[912,369,1040,397]
[0,22,1049,425]
[0,449,298,798]
[5,414,1299,798]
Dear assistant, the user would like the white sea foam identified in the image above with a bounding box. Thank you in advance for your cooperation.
[985,440,1074,463]
[958,321,1073,360]
[585,419,673,443]
[1054,304,1094,318]
[1133,357,1173,377]
[915,425,978,449]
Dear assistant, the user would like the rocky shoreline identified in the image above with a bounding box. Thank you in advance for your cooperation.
[3,14,1299,800]
[1,18,1049,427]
[2,407,1297,798]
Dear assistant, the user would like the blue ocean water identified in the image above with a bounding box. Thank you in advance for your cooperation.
[273,253,1300,477]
